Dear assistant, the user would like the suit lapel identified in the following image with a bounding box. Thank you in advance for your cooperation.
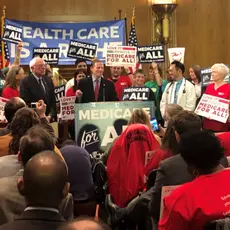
[98,77,105,101]
[29,75,46,99]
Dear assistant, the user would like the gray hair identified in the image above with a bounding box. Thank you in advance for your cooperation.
[29,57,44,71]
[211,63,229,79]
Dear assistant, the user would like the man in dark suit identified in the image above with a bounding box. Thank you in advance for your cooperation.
[20,57,56,117]
[0,150,69,230]
[76,59,118,103]
[0,126,73,226]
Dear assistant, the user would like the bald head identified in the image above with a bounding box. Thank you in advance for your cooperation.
[4,97,26,123]
[59,218,111,230]
[20,151,68,208]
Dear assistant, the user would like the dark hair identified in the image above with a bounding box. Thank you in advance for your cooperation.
[191,65,201,83]
[172,111,202,135]
[23,150,67,207]
[4,97,26,123]
[171,60,185,74]
[20,125,55,166]
[61,139,76,148]
[91,59,103,67]
[180,131,224,174]
[9,108,40,155]
[75,59,87,67]
[161,119,179,155]
[72,70,86,92]
[134,69,146,77]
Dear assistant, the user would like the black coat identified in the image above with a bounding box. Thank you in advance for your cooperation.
[0,210,65,230]
[77,76,118,103]
[20,74,56,116]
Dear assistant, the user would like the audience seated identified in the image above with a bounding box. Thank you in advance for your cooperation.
[59,218,111,230]
[60,142,96,217]
[0,150,69,230]
[0,97,25,157]
[0,126,73,226]
[159,131,230,230]
[107,123,160,208]
[148,111,228,222]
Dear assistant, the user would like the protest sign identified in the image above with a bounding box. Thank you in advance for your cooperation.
[106,45,137,67]
[122,87,150,101]
[0,97,9,121]
[168,47,185,64]
[5,19,125,65]
[54,85,65,102]
[33,47,60,65]
[138,45,164,63]
[3,24,22,44]
[195,94,229,123]
[67,40,97,61]
[75,101,155,154]
[201,68,212,87]
[160,185,180,219]
[60,96,76,121]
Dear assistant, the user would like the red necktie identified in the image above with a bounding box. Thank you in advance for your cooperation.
[94,80,99,101]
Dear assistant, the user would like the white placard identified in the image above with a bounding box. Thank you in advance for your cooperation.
[168,47,185,64]
[60,96,76,121]
[195,94,229,123]
[106,45,137,67]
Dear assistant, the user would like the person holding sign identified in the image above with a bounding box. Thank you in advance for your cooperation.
[145,63,168,125]
[107,66,132,100]
[159,131,230,230]
[76,59,117,103]
[2,66,25,99]
[160,61,196,116]
[202,64,230,132]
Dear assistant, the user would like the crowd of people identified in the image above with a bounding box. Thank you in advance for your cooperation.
[0,42,230,230]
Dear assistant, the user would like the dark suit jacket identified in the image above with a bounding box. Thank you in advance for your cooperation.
[20,74,56,116]
[77,76,118,103]
[148,154,228,221]
[0,210,65,230]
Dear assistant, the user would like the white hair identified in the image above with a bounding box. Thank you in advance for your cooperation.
[211,63,229,78]
[29,57,44,71]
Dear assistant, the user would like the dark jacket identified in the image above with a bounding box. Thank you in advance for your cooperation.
[77,76,118,103]
[0,210,65,230]
[20,74,56,116]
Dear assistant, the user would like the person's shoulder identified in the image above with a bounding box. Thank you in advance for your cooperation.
[103,78,114,86]
[185,79,195,87]
[160,154,184,167]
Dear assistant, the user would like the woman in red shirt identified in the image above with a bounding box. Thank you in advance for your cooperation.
[159,131,230,230]
[66,70,86,139]
[203,63,230,132]
[66,70,86,97]
[2,66,25,99]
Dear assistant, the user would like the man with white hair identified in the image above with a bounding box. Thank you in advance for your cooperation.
[20,57,56,117]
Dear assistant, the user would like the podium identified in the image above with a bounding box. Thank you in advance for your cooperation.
[74,101,155,154]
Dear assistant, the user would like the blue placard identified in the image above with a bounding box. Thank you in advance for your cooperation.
[4,18,125,65]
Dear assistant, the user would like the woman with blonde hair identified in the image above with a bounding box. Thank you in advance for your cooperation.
[203,63,230,132]
[2,66,25,99]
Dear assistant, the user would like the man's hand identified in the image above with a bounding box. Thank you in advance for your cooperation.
[75,90,83,98]
[36,100,47,118]
[151,62,158,71]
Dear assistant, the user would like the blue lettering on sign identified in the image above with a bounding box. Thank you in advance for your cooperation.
[5,19,125,65]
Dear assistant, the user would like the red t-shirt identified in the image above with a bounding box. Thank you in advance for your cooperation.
[2,87,19,99]
[145,149,172,177]
[66,87,75,97]
[108,76,132,100]
[203,83,230,132]
[217,132,230,157]
[159,169,230,230]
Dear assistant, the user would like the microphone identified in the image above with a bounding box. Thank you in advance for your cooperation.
[103,84,106,102]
